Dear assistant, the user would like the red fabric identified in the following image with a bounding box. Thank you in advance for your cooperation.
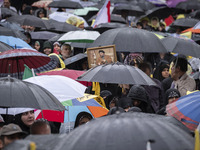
[107,0,111,22]
[164,15,174,26]
[38,69,92,86]
[53,49,60,55]
[36,110,65,123]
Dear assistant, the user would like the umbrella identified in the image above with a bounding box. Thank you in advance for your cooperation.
[73,7,99,21]
[30,31,59,40]
[64,53,87,65]
[24,75,87,103]
[166,0,187,8]
[0,26,27,40]
[48,33,64,42]
[112,4,145,16]
[189,10,200,19]
[0,76,65,111]
[166,91,200,131]
[48,1,83,9]
[94,22,127,34]
[62,112,194,150]
[77,62,157,85]
[37,69,91,87]
[0,108,34,116]
[170,18,199,29]
[6,15,51,29]
[176,0,200,10]
[161,36,200,57]
[0,21,24,32]
[0,41,13,52]
[58,30,100,43]
[89,27,168,53]
[0,7,18,18]
[0,49,50,79]
[0,36,32,49]
[70,42,91,48]
[32,0,52,8]
[34,94,108,123]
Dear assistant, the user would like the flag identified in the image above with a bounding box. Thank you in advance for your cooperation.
[195,124,200,150]
[92,0,110,28]
[164,15,174,26]
[22,64,37,80]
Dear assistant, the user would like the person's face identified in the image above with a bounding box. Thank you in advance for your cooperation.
[54,44,61,52]
[79,117,90,126]
[39,12,45,18]
[161,68,169,79]
[145,68,151,77]
[21,111,35,127]
[61,46,71,59]
[43,48,52,55]
[152,19,158,26]
[3,134,21,147]
[78,23,84,29]
[168,97,178,104]
[109,102,116,109]
[99,52,104,57]
[4,0,10,8]
[34,43,40,51]
[137,25,142,29]
[133,100,141,107]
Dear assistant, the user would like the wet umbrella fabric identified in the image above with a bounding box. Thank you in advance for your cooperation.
[170,18,199,28]
[176,0,200,10]
[30,31,59,40]
[161,36,200,57]
[89,27,167,53]
[62,113,194,150]
[64,53,87,66]
[48,1,83,9]
[0,41,13,52]
[77,62,157,85]
[0,77,65,110]
[0,7,18,18]
[166,91,200,131]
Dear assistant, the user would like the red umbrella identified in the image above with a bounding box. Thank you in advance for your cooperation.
[0,49,50,79]
[37,69,92,87]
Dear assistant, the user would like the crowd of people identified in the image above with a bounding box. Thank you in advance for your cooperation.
[0,0,199,149]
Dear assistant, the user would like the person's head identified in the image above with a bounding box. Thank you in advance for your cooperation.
[3,0,11,8]
[153,61,170,81]
[53,42,61,53]
[151,17,159,26]
[136,22,143,29]
[74,112,92,128]
[34,41,40,51]
[24,32,32,44]
[0,124,26,148]
[118,97,132,112]
[22,6,33,15]
[76,19,84,29]
[140,17,149,26]
[37,9,45,18]
[43,41,52,55]
[161,64,170,79]
[99,50,105,57]
[109,97,118,109]
[138,62,152,77]
[171,57,188,80]
[165,89,180,105]
[66,16,78,26]
[30,119,51,135]
[61,43,72,60]
[21,110,35,127]
[107,107,125,115]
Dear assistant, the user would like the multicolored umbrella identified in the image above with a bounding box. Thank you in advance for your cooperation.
[35,94,108,123]
[166,91,200,131]
[32,0,52,8]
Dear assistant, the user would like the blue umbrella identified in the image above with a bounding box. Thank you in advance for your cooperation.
[0,36,32,49]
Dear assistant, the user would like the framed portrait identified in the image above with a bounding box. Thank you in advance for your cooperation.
[87,45,117,68]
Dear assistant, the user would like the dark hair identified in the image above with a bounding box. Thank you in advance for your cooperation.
[99,50,105,53]
[30,119,50,135]
[74,112,92,128]
[138,62,152,73]
[173,57,188,72]
[136,22,143,28]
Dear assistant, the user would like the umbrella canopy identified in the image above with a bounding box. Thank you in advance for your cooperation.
[32,0,52,8]
[0,36,32,49]
[0,108,34,116]
[94,22,128,34]
[24,75,87,103]
[0,21,24,32]
[0,26,26,40]
[30,31,59,40]
[73,7,99,16]
[6,15,51,29]
[112,4,145,16]
[189,10,200,19]
[0,76,65,110]
[176,0,200,10]
[166,91,200,131]
[64,53,87,66]
[58,30,100,43]
[89,27,167,53]
[0,41,13,52]
[62,112,194,150]
[161,36,200,57]
[170,18,199,29]
[166,0,187,8]
[0,49,50,79]
[48,34,64,42]
[77,62,157,85]
[0,7,18,18]
[48,1,83,9]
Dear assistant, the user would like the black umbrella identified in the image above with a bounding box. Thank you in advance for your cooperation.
[161,36,200,57]
[112,4,145,16]
[0,26,27,40]
[170,18,199,29]
[64,53,87,65]
[135,0,155,11]
[94,22,127,34]
[30,31,59,40]
[6,15,51,29]
[70,42,91,48]
[0,77,65,111]
[89,27,167,53]
[176,0,200,10]
[48,1,83,9]
[1,7,18,18]
[48,34,65,42]
[77,62,157,85]
[62,113,194,150]
[0,41,13,52]
[189,10,200,19]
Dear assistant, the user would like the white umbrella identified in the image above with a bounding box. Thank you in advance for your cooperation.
[0,108,35,116]
[24,75,87,103]
[58,30,100,43]
[49,12,88,27]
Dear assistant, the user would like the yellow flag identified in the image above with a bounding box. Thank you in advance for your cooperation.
[92,82,106,107]
[195,125,200,150]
